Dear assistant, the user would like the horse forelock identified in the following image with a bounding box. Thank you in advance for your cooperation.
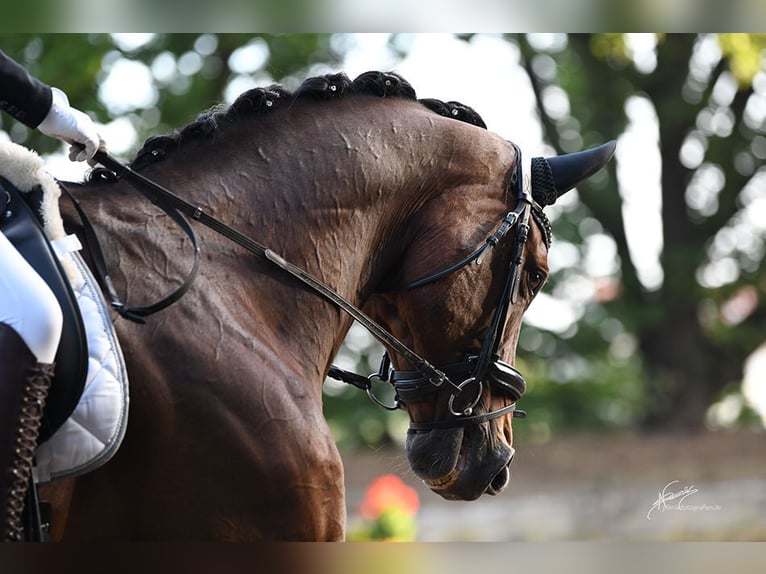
[109,71,489,175]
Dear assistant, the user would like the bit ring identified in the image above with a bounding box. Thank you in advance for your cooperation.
[448,377,483,417]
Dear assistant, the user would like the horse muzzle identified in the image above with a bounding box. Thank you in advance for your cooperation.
[405,425,516,501]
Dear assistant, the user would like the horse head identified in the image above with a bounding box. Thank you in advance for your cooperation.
[366,140,616,501]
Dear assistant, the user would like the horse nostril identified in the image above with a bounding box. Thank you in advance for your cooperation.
[487,457,513,496]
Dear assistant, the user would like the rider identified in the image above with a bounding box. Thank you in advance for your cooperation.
[0,48,102,542]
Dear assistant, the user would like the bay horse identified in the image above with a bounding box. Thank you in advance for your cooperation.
[40,71,614,541]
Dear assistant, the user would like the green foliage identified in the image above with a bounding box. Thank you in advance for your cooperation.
[1,33,339,158]
[347,507,418,542]
[513,33,766,430]
[718,33,766,86]
[512,353,648,442]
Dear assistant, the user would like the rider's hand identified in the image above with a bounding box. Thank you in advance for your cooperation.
[37,87,103,162]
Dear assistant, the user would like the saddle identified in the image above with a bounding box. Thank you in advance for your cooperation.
[0,141,129,484]
[0,177,88,442]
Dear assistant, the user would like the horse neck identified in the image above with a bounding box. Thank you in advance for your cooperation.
[72,98,507,381]
[136,98,487,291]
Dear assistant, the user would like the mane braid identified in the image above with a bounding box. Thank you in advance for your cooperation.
[531,203,553,249]
[418,98,486,129]
[119,70,488,174]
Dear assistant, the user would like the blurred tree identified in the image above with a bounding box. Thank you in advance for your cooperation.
[0,33,338,157]
[515,33,766,429]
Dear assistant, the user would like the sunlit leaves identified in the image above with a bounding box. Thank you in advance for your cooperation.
[718,33,766,87]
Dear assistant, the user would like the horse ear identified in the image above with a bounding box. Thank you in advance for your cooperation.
[530,140,617,206]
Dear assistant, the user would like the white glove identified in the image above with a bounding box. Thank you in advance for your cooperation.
[37,87,103,162]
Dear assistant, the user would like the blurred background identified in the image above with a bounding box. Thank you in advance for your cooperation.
[1,33,764,541]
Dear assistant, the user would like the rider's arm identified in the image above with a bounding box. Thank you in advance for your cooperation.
[0,49,102,161]
[0,49,53,127]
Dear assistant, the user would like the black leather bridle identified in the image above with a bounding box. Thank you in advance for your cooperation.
[337,142,542,431]
[70,144,542,432]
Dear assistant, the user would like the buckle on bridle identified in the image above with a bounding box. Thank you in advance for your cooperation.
[429,371,446,387]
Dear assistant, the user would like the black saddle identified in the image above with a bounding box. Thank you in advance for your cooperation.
[0,177,88,443]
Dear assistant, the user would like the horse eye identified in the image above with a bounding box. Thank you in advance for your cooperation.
[527,269,546,294]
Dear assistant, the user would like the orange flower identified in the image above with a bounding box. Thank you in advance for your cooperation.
[359,474,420,520]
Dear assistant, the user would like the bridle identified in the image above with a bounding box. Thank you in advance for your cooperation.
[342,142,545,431]
[67,142,543,433]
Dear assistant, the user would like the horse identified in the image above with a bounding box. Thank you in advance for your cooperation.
[39,71,614,541]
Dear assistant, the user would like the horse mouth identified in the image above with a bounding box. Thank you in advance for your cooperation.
[424,459,463,492]
[424,454,513,498]
[407,428,515,500]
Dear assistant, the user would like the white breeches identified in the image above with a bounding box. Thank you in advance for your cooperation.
[0,231,62,363]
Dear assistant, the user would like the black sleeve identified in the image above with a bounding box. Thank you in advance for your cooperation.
[0,49,53,128]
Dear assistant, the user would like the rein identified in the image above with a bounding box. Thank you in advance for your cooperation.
[69,152,460,391]
[68,148,531,430]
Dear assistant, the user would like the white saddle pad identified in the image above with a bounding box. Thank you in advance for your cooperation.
[0,140,129,483]
[35,248,129,483]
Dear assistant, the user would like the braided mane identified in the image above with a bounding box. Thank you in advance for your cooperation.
[126,71,487,171]
[91,70,552,245]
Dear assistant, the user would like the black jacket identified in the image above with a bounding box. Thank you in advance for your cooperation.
[0,50,52,128]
